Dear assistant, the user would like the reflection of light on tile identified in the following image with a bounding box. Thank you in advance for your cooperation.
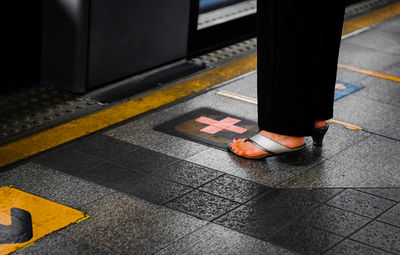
[335,83,346,90]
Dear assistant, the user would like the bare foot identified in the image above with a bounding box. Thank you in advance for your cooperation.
[230,120,327,158]
[229,130,305,158]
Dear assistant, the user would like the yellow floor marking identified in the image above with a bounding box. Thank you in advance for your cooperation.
[1,2,398,167]
[338,64,400,83]
[217,90,363,131]
[216,91,258,104]
[0,186,85,255]
[342,2,400,35]
[0,55,257,168]
[327,120,363,131]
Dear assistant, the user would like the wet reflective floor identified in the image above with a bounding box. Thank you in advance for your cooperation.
[1,9,400,255]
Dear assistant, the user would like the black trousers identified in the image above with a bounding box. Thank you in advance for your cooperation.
[257,0,346,136]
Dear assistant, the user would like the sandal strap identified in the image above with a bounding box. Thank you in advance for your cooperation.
[249,134,304,154]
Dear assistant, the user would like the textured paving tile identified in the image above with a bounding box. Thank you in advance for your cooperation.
[14,233,109,255]
[246,188,322,220]
[155,223,296,255]
[76,162,145,190]
[121,176,193,205]
[304,124,370,159]
[165,190,240,221]
[384,61,400,77]
[356,188,400,202]
[67,134,139,161]
[355,76,400,107]
[343,29,400,55]
[267,223,343,255]
[0,162,113,209]
[326,189,396,218]
[109,147,179,174]
[186,147,300,187]
[301,204,370,237]
[377,204,400,227]
[350,221,400,254]
[325,239,392,255]
[279,159,373,188]
[33,146,105,175]
[336,68,369,84]
[329,135,400,180]
[199,174,268,203]
[338,42,399,72]
[213,205,292,240]
[220,72,258,99]
[333,95,400,140]
[155,161,223,188]
[59,192,207,255]
[378,15,400,34]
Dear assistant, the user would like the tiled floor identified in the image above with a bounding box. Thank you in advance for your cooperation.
[1,13,400,255]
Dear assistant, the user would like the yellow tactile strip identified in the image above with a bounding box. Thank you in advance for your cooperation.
[1,2,400,168]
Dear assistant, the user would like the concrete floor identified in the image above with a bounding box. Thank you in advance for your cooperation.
[1,14,400,255]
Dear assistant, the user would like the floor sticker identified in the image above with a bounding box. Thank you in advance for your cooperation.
[334,80,363,101]
[154,108,258,150]
[0,186,85,255]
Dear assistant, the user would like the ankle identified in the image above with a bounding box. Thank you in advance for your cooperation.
[315,120,327,129]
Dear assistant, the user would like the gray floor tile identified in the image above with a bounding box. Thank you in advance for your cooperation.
[246,188,322,220]
[384,61,400,77]
[336,68,369,84]
[356,188,400,202]
[199,174,268,203]
[301,204,370,237]
[378,15,400,34]
[326,189,396,218]
[165,190,240,221]
[155,223,296,255]
[279,159,374,188]
[14,233,110,255]
[67,134,140,161]
[109,147,179,174]
[342,29,400,55]
[377,204,400,227]
[338,42,399,72]
[219,72,258,99]
[122,176,193,205]
[350,221,400,254]
[305,124,370,159]
[355,76,400,107]
[213,205,292,240]
[325,239,392,255]
[155,161,223,188]
[329,135,400,180]
[333,95,400,140]
[33,146,105,175]
[187,147,305,187]
[267,223,343,255]
[75,162,145,189]
[59,192,207,255]
[0,162,114,209]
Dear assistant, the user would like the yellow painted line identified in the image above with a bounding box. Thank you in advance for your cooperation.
[1,2,397,167]
[342,2,400,35]
[338,64,400,83]
[217,90,363,131]
[327,119,363,131]
[76,214,91,223]
[0,186,85,255]
[0,55,257,168]
[217,91,258,104]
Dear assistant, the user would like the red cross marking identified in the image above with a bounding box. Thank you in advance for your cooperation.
[195,116,248,134]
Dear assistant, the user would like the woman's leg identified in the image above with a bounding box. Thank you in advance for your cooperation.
[230,0,345,158]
